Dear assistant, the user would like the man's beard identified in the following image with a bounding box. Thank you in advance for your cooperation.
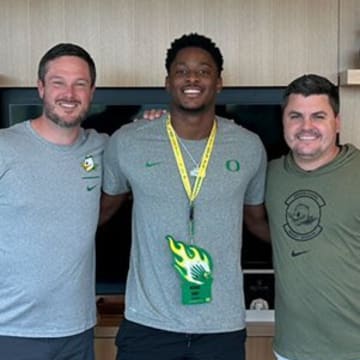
[43,102,88,129]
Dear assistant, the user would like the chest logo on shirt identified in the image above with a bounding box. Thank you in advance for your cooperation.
[225,159,240,172]
[81,155,101,191]
[81,155,97,172]
[283,189,325,241]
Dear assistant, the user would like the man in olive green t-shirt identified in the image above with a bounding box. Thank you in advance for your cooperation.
[266,74,360,360]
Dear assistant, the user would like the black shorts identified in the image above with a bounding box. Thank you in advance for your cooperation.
[0,328,94,360]
[116,319,246,360]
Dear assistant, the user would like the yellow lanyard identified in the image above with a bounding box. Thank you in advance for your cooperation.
[166,116,217,239]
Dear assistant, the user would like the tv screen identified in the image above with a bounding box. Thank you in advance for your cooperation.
[0,87,287,295]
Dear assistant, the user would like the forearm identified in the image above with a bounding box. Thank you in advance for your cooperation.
[99,192,130,225]
[243,204,271,243]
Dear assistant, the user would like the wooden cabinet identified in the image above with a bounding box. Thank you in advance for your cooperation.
[94,296,123,360]
[94,296,275,360]
[340,70,360,86]
[95,326,118,360]
[246,322,275,360]
[338,0,360,147]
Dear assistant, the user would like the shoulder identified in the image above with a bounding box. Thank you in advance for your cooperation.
[83,127,109,145]
[344,143,360,156]
[217,116,264,149]
[218,116,259,138]
[338,143,360,169]
[104,118,165,158]
[0,122,28,145]
[268,154,287,173]
[268,155,283,167]
[111,117,165,142]
[0,123,30,167]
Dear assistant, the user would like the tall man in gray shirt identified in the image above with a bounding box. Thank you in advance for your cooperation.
[101,33,269,360]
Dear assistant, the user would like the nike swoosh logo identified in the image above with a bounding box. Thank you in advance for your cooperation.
[291,250,310,257]
[86,184,97,191]
[146,161,162,167]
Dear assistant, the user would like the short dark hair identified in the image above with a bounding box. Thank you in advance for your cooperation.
[165,33,224,75]
[38,43,96,86]
[282,74,339,115]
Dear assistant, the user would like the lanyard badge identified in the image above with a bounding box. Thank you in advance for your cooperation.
[167,235,213,305]
[166,117,217,304]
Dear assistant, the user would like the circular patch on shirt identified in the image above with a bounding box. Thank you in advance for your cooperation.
[283,189,325,241]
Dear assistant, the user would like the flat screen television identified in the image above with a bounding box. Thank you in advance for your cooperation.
[0,87,288,296]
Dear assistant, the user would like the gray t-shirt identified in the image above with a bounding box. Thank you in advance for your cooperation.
[0,120,107,337]
[103,116,266,333]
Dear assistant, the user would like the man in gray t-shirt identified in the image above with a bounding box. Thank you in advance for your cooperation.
[101,33,268,360]
[0,43,106,360]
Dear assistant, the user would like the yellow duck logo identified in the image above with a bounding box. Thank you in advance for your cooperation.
[82,155,97,172]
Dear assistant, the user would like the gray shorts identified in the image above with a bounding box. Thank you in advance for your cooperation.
[0,328,94,360]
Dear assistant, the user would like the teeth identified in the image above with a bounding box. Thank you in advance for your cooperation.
[184,89,200,94]
[58,102,77,108]
[297,132,319,141]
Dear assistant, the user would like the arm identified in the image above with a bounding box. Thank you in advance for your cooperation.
[136,108,168,121]
[243,204,271,243]
[99,191,130,226]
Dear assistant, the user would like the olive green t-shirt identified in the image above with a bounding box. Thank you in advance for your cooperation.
[266,144,360,360]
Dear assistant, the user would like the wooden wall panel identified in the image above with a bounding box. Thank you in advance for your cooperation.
[0,0,338,87]
[339,0,360,146]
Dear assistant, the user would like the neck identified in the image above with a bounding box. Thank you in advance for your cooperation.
[31,116,81,145]
[169,108,216,140]
[293,145,340,171]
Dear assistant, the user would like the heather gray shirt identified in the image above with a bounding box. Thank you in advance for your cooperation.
[0,121,107,337]
[103,116,266,333]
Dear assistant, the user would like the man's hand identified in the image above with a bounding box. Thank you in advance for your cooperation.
[137,108,168,121]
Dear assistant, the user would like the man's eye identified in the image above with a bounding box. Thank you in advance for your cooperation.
[198,69,210,76]
[52,81,64,87]
[75,82,88,88]
[176,69,187,76]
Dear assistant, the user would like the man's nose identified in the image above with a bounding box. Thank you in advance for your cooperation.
[63,84,76,97]
[185,70,200,82]
[301,117,313,129]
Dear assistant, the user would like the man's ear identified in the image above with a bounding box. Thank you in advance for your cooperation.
[90,85,96,102]
[216,76,223,93]
[37,79,45,99]
[335,114,341,134]
[165,76,170,92]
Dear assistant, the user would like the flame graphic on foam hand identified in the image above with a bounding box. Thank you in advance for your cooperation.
[166,235,213,285]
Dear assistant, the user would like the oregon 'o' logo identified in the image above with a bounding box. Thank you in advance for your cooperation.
[225,160,240,172]
[283,190,325,241]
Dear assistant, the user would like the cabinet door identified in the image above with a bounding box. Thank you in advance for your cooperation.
[246,336,275,360]
[95,338,117,360]
[94,324,118,360]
